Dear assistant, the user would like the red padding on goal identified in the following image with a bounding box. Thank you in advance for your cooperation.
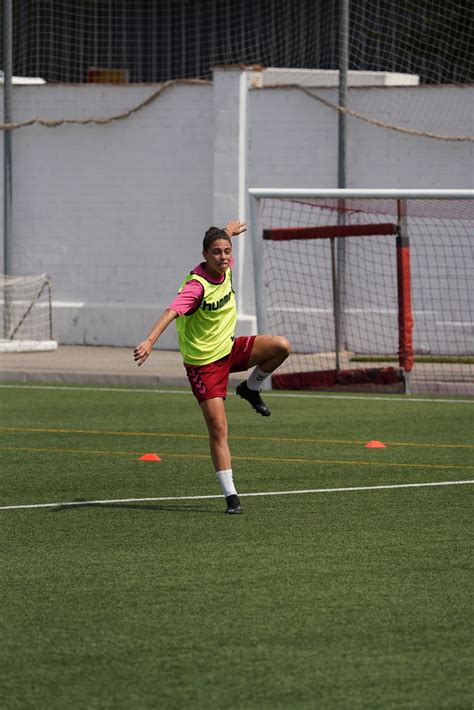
[263,223,398,241]
[272,367,403,390]
[397,245,414,373]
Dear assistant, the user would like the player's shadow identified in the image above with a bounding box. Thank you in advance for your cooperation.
[50,500,221,515]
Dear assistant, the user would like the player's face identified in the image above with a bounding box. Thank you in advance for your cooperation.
[203,239,232,278]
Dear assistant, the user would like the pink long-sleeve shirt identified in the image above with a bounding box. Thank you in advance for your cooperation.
[167,258,234,316]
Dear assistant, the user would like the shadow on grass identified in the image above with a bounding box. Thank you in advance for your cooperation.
[50,500,223,515]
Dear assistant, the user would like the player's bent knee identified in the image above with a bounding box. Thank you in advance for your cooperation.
[276,335,292,358]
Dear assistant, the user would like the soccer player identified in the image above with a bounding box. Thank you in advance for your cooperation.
[133,220,291,514]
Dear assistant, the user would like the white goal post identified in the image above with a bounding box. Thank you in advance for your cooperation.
[0,273,58,352]
[249,188,474,395]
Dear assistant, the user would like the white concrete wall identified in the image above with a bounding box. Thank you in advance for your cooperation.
[1,73,472,347]
[1,83,214,348]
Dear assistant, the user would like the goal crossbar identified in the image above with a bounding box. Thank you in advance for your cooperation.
[250,188,474,200]
[263,223,398,240]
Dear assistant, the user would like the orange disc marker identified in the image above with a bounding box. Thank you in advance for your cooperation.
[138,453,161,461]
[364,440,386,449]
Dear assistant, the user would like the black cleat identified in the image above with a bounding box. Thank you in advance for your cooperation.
[236,381,271,417]
[225,494,243,515]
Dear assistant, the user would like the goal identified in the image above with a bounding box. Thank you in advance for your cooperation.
[0,273,58,352]
[249,189,474,396]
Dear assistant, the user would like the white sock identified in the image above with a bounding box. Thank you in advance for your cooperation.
[247,366,271,391]
[215,469,237,498]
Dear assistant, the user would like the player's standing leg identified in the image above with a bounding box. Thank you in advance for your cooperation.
[200,397,242,514]
[236,335,291,416]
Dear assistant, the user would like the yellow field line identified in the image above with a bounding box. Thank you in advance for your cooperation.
[0,426,472,449]
[0,426,207,440]
[0,444,473,470]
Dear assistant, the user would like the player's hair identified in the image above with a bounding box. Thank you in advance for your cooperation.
[203,227,231,251]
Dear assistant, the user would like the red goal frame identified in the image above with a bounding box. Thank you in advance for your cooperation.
[261,212,413,391]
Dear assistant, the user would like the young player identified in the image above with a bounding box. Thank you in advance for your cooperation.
[133,220,291,514]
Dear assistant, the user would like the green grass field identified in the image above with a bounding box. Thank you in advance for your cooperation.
[1,383,473,709]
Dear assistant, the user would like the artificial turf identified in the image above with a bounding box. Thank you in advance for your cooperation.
[1,383,473,709]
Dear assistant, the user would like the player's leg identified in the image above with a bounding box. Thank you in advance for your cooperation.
[236,335,291,416]
[247,334,291,372]
[200,397,231,470]
[200,397,242,514]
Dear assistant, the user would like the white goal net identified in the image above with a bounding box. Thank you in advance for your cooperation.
[0,274,58,352]
[249,188,474,396]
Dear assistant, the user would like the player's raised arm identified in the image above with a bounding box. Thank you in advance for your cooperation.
[223,220,246,237]
[133,308,178,366]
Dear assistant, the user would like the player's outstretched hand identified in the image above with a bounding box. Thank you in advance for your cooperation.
[134,340,152,366]
[224,220,247,237]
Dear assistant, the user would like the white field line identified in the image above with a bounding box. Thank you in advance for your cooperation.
[0,383,472,404]
[1,479,473,511]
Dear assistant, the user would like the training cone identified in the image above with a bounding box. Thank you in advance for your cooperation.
[138,453,161,461]
[364,440,386,449]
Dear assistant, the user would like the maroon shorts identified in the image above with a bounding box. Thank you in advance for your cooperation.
[184,335,256,404]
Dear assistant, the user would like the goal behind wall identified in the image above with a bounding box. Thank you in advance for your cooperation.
[0,273,58,352]
[249,189,474,396]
